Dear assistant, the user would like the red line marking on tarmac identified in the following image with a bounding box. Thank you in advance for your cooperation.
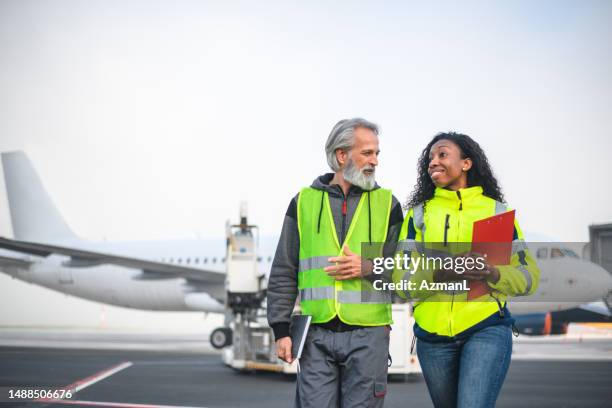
[32,361,208,408]
[34,361,132,404]
[64,361,133,393]
[34,399,207,408]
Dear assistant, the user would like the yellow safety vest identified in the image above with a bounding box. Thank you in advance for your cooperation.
[297,187,393,325]
[393,186,540,337]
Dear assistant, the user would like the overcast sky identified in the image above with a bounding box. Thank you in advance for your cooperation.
[0,0,610,328]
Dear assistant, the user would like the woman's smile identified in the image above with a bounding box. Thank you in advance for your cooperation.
[429,167,445,180]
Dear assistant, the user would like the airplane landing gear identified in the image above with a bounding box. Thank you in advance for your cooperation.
[210,327,232,349]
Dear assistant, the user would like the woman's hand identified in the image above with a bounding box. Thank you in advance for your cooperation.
[434,267,462,283]
[461,251,500,283]
[433,252,501,283]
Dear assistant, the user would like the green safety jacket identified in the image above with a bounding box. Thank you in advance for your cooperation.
[393,186,540,337]
[297,186,393,325]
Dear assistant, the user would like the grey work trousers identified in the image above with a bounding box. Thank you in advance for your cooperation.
[295,325,390,408]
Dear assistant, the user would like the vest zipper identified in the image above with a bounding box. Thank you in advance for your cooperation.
[449,294,455,335]
[448,191,463,336]
[341,196,347,245]
[444,212,453,334]
[336,188,348,317]
[443,214,450,246]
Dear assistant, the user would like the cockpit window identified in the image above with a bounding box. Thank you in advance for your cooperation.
[561,248,579,258]
[550,247,580,259]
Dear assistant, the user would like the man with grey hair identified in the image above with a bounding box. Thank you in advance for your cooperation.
[267,118,403,407]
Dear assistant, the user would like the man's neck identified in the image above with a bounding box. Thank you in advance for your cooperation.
[330,171,352,196]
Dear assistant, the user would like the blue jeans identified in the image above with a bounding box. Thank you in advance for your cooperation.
[416,324,512,408]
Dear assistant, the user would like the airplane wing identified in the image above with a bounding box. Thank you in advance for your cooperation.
[0,237,225,284]
[0,254,32,268]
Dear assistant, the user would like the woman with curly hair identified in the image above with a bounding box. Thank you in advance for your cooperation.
[395,132,539,408]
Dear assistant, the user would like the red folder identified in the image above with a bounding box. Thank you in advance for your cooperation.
[468,210,515,300]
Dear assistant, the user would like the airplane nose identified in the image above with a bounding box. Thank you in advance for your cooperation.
[592,264,612,296]
[605,270,612,289]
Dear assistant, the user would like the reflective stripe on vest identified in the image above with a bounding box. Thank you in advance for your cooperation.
[300,287,391,304]
[299,256,333,271]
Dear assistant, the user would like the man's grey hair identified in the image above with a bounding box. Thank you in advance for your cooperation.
[325,118,379,172]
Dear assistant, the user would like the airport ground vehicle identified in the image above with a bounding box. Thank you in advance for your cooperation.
[210,207,421,376]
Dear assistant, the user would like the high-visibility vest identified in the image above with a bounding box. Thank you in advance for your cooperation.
[394,186,540,337]
[297,186,393,325]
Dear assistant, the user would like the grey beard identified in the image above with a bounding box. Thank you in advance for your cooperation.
[343,158,376,191]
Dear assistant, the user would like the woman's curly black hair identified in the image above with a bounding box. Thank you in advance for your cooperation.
[405,132,504,209]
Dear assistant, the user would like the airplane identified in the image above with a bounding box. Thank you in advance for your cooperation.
[509,243,612,334]
[0,151,277,315]
[0,151,611,336]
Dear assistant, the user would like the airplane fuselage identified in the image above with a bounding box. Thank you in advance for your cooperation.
[2,241,610,316]
[0,237,276,313]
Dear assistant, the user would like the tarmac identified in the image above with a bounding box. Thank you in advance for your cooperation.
[0,327,611,408]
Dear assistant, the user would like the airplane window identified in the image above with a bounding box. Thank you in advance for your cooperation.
[222,257,226,263]
[267,256,272,262]
[551,248,564,258]
[204,258,208,264]
[169,258,174,263]
[536,248,548,259]
[213,257,217,263]
[257,256,262,263]
[178,258,182,264]
[195,258,199,264]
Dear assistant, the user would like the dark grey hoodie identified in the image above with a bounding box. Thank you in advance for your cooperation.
[266,173,404,340]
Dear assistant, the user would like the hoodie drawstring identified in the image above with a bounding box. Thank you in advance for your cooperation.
[317,190,325,234]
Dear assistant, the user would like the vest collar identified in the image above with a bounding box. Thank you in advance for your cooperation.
[434,186,484,202]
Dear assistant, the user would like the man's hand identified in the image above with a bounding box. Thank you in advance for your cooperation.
[276,337,293,363]
[325,245,363,280]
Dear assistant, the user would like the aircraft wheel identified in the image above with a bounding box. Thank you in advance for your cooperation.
[210,327,232,349]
